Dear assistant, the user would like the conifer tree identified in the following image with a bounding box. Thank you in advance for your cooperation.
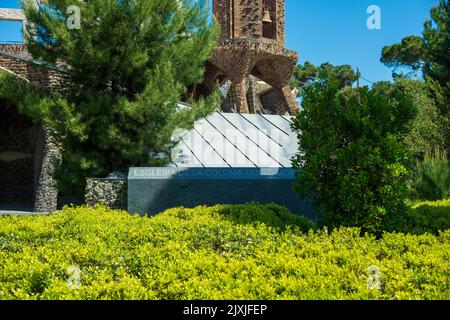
[381,0,449,85]
[21,0,220,196]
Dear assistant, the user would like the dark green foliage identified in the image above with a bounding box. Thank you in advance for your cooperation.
[422,0,450,87]
[410,150,450,201]
[19,0,220,196]
[213,203,317,232]
[291,61,357,95]
[396,79,447,158]
[381,0,449,86]
[381,36,427,75]
[291,79,416,233]
[395,79,450,202]
[0,71,79,137]
[403,199,450,235]
[381,1,450,155]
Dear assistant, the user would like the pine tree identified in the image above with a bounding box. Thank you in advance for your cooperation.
[380,0,449,156]
[291,62,358,96]
[381,0,449,85]
[21,0,220,196]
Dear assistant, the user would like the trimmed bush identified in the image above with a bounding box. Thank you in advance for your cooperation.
[213,203,317,231]
[0,204,449,300]
[404,198,450,234]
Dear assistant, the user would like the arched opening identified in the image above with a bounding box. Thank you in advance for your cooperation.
[260,89,285,114]
[0,98,37,210]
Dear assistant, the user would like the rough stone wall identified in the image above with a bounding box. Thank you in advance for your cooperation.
[245,76,297,115]
[213,0,232,39]
[249,77,272,112]
[85,179,128,210]
[213,0,285,44]
[275,0,286,45]
[236,0,262,38]
[0,44,25,54]
[210,39,297,84]
[262,0,277,40]
[33,128,62,213]
[214,0,262,39]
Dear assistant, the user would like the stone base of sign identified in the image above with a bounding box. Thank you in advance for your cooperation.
[85,178,127,210]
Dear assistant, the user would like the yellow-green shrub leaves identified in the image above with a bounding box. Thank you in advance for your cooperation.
[0,203,449,300]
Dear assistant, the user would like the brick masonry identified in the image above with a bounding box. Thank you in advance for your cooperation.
[0,45,63,89]
[206,0,298,115]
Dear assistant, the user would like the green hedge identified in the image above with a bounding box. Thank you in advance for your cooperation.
[404,198,450,234]
[0,204,449,300]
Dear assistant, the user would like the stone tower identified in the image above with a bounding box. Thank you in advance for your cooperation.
[204,0,299,115]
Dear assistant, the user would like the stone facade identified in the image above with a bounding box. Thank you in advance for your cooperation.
[33,129,62,213]
[85,178,128,210]
[213,0,286,45]
[204,0,299,115]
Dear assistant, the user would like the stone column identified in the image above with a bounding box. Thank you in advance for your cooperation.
[34,128,61,213]
[279,84,299,115]
[232,77,250,113]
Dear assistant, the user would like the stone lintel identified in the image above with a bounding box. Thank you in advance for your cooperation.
[0,8,26,22]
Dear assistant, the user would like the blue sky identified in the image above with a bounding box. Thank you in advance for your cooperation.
[0,0,438,83]
[285,0,437,83]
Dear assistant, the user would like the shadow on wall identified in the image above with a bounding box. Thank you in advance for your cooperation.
[0,98,41,209]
